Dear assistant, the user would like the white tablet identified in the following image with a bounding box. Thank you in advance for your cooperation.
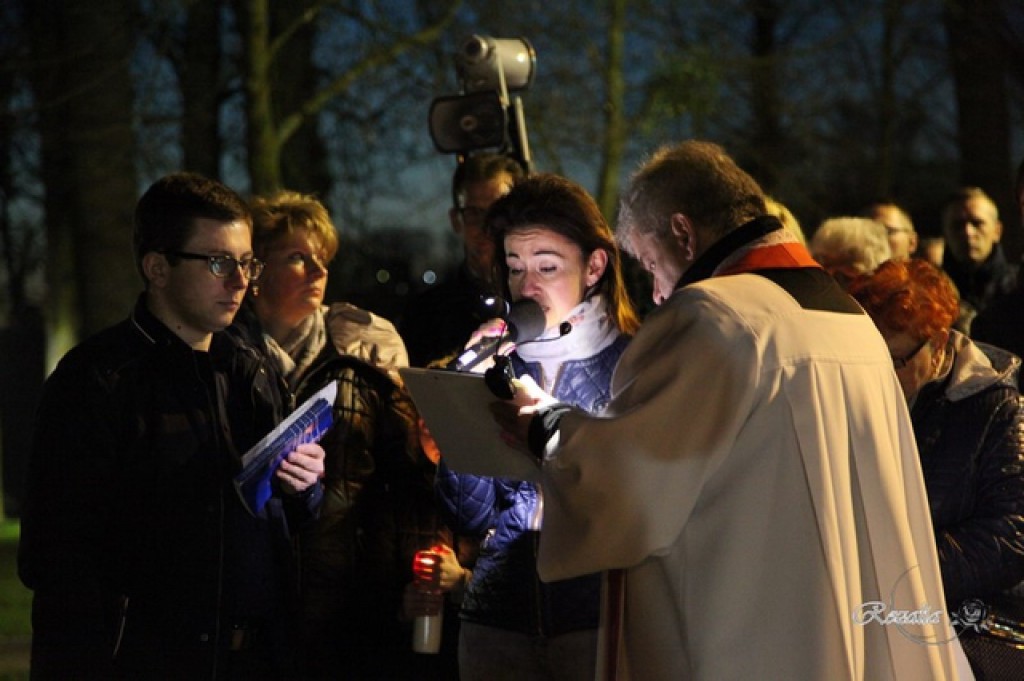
[399,367,541,482]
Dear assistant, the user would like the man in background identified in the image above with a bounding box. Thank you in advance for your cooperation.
[941,186,1016,332]
[968,161,1024,367]
[865,199,918,261]
[400,152,525,367]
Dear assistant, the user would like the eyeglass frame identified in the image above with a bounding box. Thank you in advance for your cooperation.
[892,337,929,369]
[162,250,265,281]
[883,225,915,237]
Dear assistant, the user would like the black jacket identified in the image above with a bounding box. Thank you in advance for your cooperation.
[18,296,321,679]
[233,302,454,679]
[971,272,1024,381]
[911,332,1024,607]
[943,244,1018,333]
[295,349,445,678]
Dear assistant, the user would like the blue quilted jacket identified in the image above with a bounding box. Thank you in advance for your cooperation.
[435,334,629,636]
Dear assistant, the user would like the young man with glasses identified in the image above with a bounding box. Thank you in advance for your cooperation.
[19,172,325,679]
[400,152,526,367]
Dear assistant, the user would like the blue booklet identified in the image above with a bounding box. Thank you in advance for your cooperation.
[234,380,337,517]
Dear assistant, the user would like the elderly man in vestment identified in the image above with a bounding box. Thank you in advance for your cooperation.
[494,141,972,680]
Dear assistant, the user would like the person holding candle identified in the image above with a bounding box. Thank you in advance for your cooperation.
[234,190,450,679]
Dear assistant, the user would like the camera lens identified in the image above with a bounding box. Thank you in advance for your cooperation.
[461,35,488,62]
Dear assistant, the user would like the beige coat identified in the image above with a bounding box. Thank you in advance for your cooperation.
[537,273,967,680]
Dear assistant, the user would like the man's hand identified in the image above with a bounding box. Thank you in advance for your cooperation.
[275,442,325,495]
[509,374,557,411]
[491,374,557,452]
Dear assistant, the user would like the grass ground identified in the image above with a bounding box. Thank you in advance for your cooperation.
[0,520,30,679]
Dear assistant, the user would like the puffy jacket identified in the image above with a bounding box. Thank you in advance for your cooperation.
[436,335,629,636]
[296,349,444,672]
[235,301,449,679]
[19,296,321,679]
[911,331,1024,606]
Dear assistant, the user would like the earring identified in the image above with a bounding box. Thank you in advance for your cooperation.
[251,284,260,297]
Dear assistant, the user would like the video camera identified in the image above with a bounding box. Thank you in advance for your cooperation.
[428,35,536,173]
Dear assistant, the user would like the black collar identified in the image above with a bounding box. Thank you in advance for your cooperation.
[130,293,180,347]
[130,293,228,357]
[675,215,783,290]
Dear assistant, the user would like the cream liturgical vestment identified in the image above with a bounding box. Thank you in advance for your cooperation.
[535,239,968,679]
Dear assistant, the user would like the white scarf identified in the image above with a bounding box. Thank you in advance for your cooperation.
[262,308,328,391]
[516,295,619,392]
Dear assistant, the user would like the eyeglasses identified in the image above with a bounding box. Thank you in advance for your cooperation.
[163,251,265,280]
[892,338,929,369]
[457,206,488,226]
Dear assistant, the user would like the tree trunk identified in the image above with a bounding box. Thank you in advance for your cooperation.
[25,0,139,364]
[271,0,330,196]
[746,0,783,193]
[596,0,627,221]
[240,0,282,195]
[238,0,459,197]
[945,0,1015,255]
[181,0,223,178]
[875,0,900,197]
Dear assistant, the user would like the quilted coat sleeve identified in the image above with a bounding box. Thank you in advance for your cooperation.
[435,458,499,538]
[934,391,1024,605]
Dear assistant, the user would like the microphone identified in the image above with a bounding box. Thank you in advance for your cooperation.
[519,321,572,347]
[450,299,547,371]
[484,321,573,399]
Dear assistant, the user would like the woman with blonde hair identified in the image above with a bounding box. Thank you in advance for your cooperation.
[234,190,454,679]
[765,196,806,244]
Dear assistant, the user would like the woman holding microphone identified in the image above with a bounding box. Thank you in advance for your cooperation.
[434,173,640,680]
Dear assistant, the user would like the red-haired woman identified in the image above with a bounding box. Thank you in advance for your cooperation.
[848,259,1024,621]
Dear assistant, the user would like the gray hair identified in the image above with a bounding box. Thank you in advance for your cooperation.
[811,217,892,275]
[616,140,766,257]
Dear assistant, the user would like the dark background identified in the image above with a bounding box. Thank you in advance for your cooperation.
[1,0,1024,517]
